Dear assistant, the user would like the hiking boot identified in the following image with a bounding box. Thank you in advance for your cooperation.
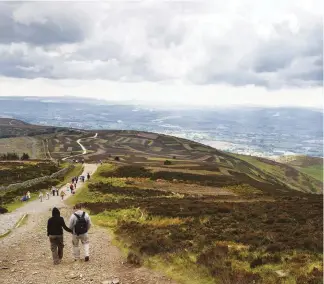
[85,256,89,262]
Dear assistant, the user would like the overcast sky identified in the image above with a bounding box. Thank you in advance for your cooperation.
[0,0,322,108]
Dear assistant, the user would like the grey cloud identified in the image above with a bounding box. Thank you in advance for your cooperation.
[0,3,88,45]
[0,1,322,89]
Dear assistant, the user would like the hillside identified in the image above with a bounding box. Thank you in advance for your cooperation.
[0,119,322,283]
[0,118,66,138]
[0,119,322,194]
[274,155,323,182]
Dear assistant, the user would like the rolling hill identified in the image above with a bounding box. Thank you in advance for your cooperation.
[0,118,322,194]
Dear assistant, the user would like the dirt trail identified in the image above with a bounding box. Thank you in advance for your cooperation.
[0,164,97,236]
[0,163,175,284]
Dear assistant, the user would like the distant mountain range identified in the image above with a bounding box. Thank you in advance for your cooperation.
[0,96,322,157]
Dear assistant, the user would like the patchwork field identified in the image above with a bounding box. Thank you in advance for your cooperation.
[70,164,323,284]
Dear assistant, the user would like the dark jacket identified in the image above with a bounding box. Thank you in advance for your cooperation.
[47,207,72,236]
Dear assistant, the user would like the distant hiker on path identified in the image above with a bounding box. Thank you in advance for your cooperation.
[70,183,75,194]
[60,190,66,200]
[39,191,43,202]
[52,186,56,196]
[56,187,59,196]
[69,204,92,262]
[87,173,90,180]
[46,191,50,200]
[26,191,31,200]
[47,207,72,265]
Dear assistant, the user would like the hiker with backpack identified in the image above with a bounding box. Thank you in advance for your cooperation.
[47,207,72,265]
[69,204,92,262]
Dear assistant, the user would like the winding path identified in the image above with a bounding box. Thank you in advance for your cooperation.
[62,133,98,161]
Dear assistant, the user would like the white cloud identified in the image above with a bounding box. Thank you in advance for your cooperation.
[0,0,322,107]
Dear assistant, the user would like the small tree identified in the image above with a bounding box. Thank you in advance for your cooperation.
[21,153,30,160]
[164,160,172,165]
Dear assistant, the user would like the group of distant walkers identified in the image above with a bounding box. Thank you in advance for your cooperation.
[47,204,91,264]
[21,173,91,203]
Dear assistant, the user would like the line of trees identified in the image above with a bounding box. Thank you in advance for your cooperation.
[0,152,30,160]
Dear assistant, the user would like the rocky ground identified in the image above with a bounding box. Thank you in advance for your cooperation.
[0,209,175,284]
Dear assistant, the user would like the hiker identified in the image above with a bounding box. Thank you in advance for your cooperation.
[39,191,44,202]
[46,191,50,200]
[26,191,31,200]
[87,173,90,180]
[21,195,27,202]
[56,187,59,196]
[70,183,74,194]
[52,186,56,196]
[69,204,92,262]
[72,178,75,184]
[60,190,66,200]
[66,183,70,193]
[47,207,72,265]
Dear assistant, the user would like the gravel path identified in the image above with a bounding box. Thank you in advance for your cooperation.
[0,209,175,284]
[0,161,176,284]
[0,164,98,235]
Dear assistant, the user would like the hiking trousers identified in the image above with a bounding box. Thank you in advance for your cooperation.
[72,233,89,259]
[49,235,64,264]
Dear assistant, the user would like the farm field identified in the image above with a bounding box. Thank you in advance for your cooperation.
[70,164,323,284]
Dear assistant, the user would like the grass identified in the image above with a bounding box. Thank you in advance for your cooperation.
[0,229,12,239]
[57,163,84,187]
[1,163,83,212]
[0,161,60,186]
[15,213,28,228]
[4,193,37,212]
[72,164,323,284]
[298,165,323,182]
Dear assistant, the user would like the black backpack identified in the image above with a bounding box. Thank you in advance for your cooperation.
[74,212,88,235]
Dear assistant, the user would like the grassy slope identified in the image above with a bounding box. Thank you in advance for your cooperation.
[277,156,323,182]
[299,165,323,182]
[68,164,323,284]
[229,153,322,193]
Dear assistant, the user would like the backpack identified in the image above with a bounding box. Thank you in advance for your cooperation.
[74,212,88,235]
